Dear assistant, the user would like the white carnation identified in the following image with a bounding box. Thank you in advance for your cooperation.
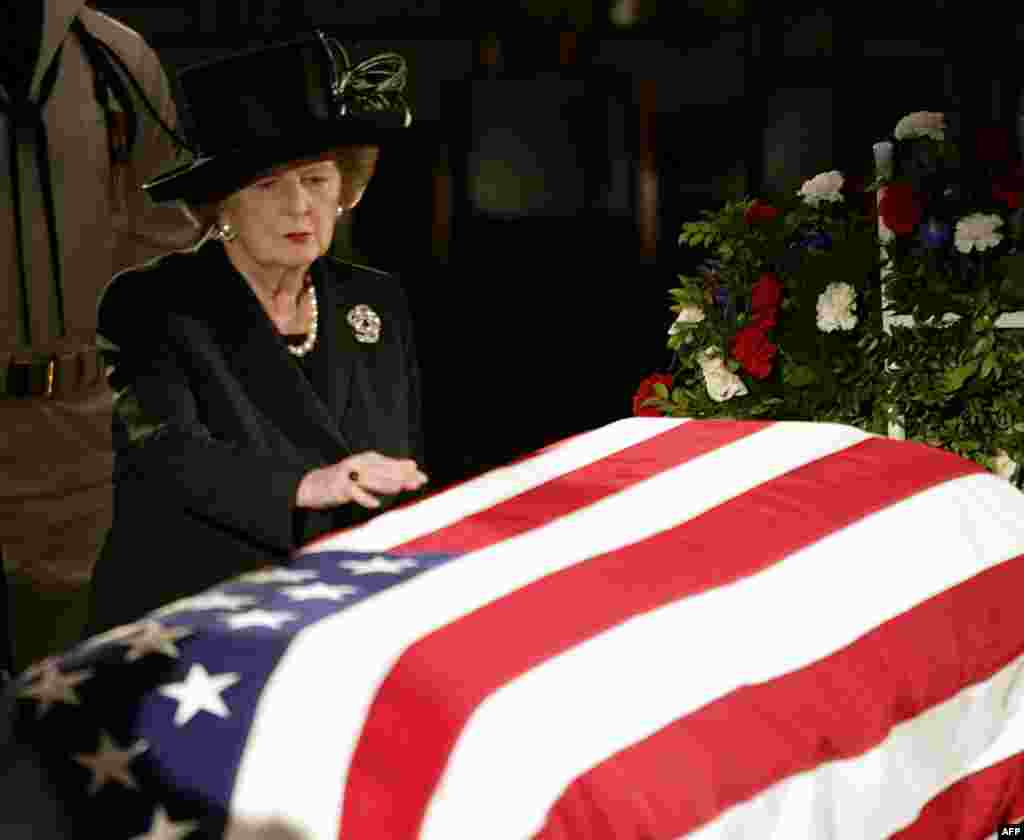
[798,170,844,207]
[816,282,858,332]
[668,304,706,334]
[992,450,1018,481]
[698,348,748,403]
[893,111,945,141]
[954,213,1004,253]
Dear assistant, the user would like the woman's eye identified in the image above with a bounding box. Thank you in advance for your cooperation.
[255,179,277,190]
[304,176,329,186]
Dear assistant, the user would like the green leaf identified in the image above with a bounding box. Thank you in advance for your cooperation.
[941,359,979,393]
[982,351,997,379]
[782,364,819,388]
[972,335,993,358]
[653,383,670,399]
[999,254,1024,304]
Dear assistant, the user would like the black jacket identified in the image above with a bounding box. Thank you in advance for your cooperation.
[87,241,424,632]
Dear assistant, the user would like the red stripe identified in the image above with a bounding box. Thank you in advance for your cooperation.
[393,420,771,556]
[537,555,1024,838]
[339,434,983,838]
[890,751,1024,839]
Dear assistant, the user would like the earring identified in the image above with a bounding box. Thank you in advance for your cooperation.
[214,222,238,242]
[336,206,344,217]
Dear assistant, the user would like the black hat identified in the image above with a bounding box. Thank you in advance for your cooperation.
[143,31,412,205]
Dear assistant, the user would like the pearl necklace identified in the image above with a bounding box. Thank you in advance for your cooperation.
[287,284,319,357]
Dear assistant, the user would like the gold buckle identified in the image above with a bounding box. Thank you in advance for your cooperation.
[45,357,56,398]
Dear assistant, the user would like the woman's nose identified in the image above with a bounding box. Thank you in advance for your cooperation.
[283,179,313,213]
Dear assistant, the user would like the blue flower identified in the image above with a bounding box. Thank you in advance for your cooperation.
[801,231,832,251]
[920,219,951,249]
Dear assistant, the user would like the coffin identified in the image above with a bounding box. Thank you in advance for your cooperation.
[8,418,1024,838]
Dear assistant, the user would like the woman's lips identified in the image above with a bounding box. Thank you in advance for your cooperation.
[286,233,313,243]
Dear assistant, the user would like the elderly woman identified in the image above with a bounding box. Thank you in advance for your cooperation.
[86,33,427,632]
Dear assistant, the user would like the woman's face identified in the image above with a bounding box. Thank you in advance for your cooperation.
[220,157,344,272]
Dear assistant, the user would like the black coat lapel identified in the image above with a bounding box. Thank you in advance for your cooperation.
[206,245,353,464]
[315,260,403,458]
[307,257,357,436]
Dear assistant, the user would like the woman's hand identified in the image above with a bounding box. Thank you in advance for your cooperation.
[296,451,428,511]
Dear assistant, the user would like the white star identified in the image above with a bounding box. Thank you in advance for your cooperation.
[237,567,319,585]
[221,609,298,630]
[281,582,358,602]
[73,730,148,795]
[17,662,93,718]
[339,555,418,575]
[158,664,240,727]
[123,621,193,662]
[131,806,198,840]
[152,591,258,617]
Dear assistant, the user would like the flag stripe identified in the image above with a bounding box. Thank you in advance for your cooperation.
[891,753,1024,840]
[337,437,980,837]
[417,472,1023,840]
[393,419,772,556]
[537,556,1024,839]
[302,417,693,555]
[230,422,871,836]
[892,653,1024,840]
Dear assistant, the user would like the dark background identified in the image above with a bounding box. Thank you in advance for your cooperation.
[92,0,1024,488]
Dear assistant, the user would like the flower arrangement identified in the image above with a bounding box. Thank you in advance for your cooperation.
[874,112,1024,481]
[642,173,886,428]
[636,110,1024,485]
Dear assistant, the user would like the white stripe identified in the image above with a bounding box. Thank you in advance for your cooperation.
[301,417,688,554]
[963,669,1024,775]
[419,472,1024,840]
[685,650,1024,839]
[229,421,871,838]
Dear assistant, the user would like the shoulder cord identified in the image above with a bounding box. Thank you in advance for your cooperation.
[69,18,197,159]
[0,19,198,347]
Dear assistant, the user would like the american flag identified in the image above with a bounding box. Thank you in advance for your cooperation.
[11,418,1024,839]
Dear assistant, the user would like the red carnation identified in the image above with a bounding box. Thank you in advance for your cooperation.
[730,324,777,380]
[750,273,783,324]
[878,181,923,236]
[744,200,780,225]
[632,373,674,417]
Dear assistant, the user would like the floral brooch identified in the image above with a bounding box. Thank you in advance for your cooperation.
[347,304,381,344]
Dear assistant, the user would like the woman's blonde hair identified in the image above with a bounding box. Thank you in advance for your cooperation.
[183,144,379,233]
